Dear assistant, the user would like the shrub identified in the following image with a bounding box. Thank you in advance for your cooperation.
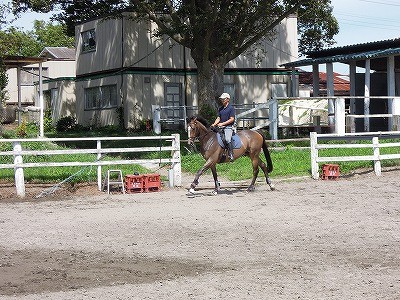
[56,116,77,132]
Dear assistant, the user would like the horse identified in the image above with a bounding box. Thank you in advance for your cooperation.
[187,115,275,194]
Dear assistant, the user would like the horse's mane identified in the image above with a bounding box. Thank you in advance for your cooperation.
[189,115,209,127]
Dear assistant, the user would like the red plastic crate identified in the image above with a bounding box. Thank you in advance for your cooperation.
[143,173,161,192]
[320,164,340,180]
[125,175,145,193]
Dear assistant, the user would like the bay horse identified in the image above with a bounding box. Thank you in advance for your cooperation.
[187,115,275,194]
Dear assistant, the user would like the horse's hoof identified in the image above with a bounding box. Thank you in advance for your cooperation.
[189,188,195,194]
[269,184,276,191]
[212,190,218,195]
[246,186,255,192]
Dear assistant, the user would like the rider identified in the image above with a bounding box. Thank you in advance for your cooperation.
[211,92,236,162]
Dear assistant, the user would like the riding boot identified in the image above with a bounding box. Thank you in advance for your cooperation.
[227,142,234,162]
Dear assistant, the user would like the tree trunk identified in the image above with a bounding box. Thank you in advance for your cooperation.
[194,56,226,121]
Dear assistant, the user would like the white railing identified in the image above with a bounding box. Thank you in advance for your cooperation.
[152,96,400,141]
[310,131,400,179]
[0,135,181,197]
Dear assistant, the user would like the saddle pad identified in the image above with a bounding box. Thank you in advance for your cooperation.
[217,133,242,149]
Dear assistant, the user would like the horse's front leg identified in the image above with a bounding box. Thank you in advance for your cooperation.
[189,159,213,194]
[210,165,220,194]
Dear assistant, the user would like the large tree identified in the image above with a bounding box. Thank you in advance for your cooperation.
[11,0,338,113]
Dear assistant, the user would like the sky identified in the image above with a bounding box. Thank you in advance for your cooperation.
[3,0,400,74]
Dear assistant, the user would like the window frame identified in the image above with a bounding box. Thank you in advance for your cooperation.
[84,85,118,110]
[81,29,96,53]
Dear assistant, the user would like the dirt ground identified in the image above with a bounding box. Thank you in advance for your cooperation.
[0,168,399,300]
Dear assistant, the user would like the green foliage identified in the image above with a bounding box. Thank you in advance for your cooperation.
[297,0,339,54]
[0,58,8,105]
[43,109,54,133]
[198,103,217,125]
[32,20,74,48]
[0,21,74,57]
[56,116,77,132]
[15,121,39,137]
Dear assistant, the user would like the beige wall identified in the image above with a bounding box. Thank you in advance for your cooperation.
[5,60,75,106]
[75,75,121,127]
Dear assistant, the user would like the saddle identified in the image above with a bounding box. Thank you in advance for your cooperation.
[215,131,242,149]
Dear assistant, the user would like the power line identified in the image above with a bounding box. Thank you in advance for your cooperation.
[358,0,400,6]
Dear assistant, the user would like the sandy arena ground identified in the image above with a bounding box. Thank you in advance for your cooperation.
[0,168,399,299]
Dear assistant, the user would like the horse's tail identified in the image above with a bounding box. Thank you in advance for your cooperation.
[257,130,273,173]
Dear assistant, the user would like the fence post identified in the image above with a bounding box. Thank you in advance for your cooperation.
[335,97,346,135]
[310,132,319,179]
[171,134,182,186]
[346,115,355,133]
[97,140,102,191]
[393,115,400,131]
[269,98,278,140]
[313,116,321,133]
[372,137,381,176]
[13,142,25,197]
[152,105,161,134]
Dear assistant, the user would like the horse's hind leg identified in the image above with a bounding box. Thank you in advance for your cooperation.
[247,157,260,192]
[210,165,221,194]
[259,159,275,191]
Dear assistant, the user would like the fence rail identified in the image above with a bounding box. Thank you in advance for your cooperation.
[0,135,181,197]
[310,131,400,179]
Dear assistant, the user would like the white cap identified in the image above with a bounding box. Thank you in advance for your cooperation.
[219,92,230,99]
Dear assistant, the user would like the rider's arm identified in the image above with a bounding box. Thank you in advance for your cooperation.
[211,116,220,127]
[219,116,234,127]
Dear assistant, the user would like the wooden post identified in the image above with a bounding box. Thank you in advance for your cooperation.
[372,137,381,176]
[97,140,102,191]
[335,98,346,135]
[13,142,25,197]
[393,115,400,131]
[172,134,182,186]
[269,98,278,140]
[313,115,321,133]
[310,132,319,179]
[152,105,161,134]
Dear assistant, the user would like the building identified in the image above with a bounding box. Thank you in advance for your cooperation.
[4,47,75,125]
[74,12,298,129]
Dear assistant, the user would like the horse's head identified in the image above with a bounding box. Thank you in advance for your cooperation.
[187,116,199,146]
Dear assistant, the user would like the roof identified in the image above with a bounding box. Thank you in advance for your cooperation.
[39,47,76,60]
[299,71,350,92]
[282,38,400,71]
[2,56,47,69]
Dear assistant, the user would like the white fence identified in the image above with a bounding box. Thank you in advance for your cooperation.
[310,131,400,179]
[0,135,181,197]
[153,96,400,140]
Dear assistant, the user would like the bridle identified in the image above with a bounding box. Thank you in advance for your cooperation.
[187,121,198,146]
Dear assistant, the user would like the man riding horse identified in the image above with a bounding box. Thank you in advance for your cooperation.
[211,93,236,162]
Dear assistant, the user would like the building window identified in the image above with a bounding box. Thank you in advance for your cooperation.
[84,85,118,110]
[21,67,49,86]
[81,29,96,52]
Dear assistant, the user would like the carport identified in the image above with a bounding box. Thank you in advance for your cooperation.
[283,38,400,131]
[2,55,47,137]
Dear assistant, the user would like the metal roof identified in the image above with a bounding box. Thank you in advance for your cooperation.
[282,38,400,71]
[39,47,76,60]
[2,56,47,69]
